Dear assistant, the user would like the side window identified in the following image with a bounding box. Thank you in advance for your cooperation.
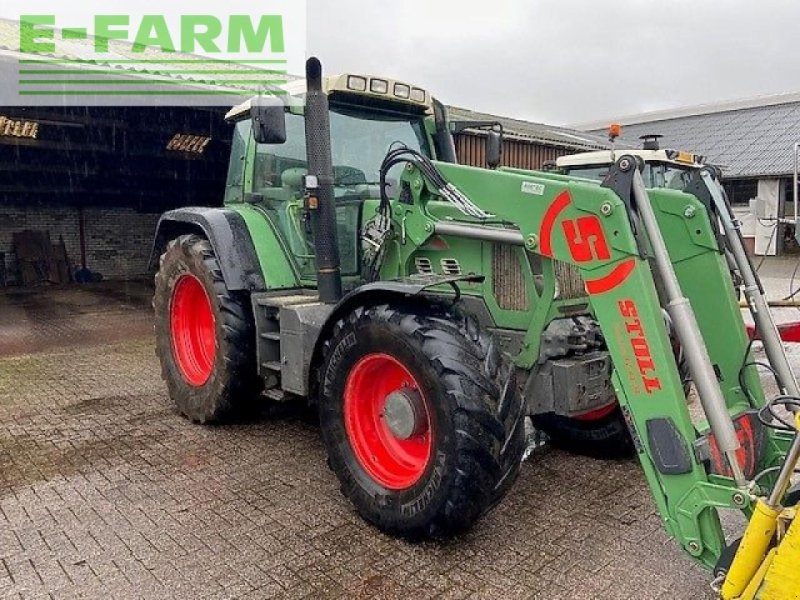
[250,113,318,279]
[224,121,250,204]
[253,113,307,194]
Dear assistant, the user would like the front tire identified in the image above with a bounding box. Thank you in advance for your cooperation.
[153,234,261,423]
[319,303,526,538]
[532,332,691,459]
[532,406,634,458]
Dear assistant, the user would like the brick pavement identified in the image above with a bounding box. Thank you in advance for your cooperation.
[0,285,717,599]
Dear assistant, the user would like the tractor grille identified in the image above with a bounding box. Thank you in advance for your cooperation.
[492,244,587,308]
[554,260,587,300]
[492,244,529,311]
[440,258,462,276]
[415,257,433,275]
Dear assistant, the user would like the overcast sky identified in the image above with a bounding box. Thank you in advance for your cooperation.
[308,0,800,127]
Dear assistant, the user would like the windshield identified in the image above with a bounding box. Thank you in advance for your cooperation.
[565,162,696,190]
[329,105,430,184]
[647,163,695,190]
[252,105,430,194]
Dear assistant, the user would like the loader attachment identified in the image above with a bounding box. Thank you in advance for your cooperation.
[390,152,800,595]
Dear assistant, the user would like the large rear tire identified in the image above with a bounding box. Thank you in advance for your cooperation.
[153,234,261,423]
[318,303,526,538]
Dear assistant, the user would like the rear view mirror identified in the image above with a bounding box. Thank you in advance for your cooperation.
[486,130,503,169]
[450,120,504,170]
[252,98,286,145]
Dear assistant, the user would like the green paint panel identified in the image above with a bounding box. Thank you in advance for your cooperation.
[227,204,300,290]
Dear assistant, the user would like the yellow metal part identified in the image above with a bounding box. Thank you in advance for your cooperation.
[722,501,781,599]
[734,549,776,600]
[759,510,800,599]
[725,412,800,598]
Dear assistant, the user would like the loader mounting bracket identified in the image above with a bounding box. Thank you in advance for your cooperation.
[600,156,647,257]
[684,169,726,253]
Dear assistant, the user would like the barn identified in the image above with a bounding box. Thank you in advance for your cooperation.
[0,18,604,286]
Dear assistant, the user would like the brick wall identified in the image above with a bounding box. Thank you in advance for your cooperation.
[0,205,160,284]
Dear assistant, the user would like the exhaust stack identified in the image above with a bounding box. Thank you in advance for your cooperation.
[640,134,663,151]
[304,57,343,304]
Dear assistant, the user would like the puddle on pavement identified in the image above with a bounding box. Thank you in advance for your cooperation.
[0,431,114,494]
[0,394,166,494]
[63,394,131,414]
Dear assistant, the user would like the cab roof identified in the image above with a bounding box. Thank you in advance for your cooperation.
[556,148,706,169]
[225,73,434,121]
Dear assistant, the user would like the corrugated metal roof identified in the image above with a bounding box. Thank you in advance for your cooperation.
[447,106,607,151]
[576,91,800,130]
[583,96,800,179]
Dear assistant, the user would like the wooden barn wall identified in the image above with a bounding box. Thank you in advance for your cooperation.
[455,132,578,170]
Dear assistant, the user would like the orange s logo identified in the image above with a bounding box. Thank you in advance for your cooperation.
[561,216,611,263]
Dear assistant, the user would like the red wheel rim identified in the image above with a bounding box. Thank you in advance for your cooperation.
[343,353,433,490]
[574,403,617,422]
[170,274,216,386]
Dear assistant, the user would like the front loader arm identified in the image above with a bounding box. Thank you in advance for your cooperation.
[395,157,765,569]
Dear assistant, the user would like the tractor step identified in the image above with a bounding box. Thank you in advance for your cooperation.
[251,291,332,400]
[263,388,288,402]
[254,293,320,308]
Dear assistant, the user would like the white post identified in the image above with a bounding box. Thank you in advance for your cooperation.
[794,142,799,223]
[754,179,780,256]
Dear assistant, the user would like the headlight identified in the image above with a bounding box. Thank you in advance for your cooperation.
[347,76,367,92]
[370,79,388,94]
[394,83,410,99]
[410,88,426,103]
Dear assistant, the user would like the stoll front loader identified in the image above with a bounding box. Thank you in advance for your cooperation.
[151,58,800,598]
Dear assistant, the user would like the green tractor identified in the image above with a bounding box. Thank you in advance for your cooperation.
[152,58,800,597]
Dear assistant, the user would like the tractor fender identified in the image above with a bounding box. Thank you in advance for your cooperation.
[149,207,266,292]
[307,276,482,399]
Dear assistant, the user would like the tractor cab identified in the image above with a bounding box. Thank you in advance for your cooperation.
[223,75,446,284]
[557,147,708,190]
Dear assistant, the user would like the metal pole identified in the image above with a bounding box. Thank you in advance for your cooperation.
[434,222,524,245]
[768,436,800,507]
[78,206,87,270]
[628,162,746,486]
[794,142,799,223]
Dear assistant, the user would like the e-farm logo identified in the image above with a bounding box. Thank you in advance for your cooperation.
[20,15,286,56]
[1,1,306,106]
